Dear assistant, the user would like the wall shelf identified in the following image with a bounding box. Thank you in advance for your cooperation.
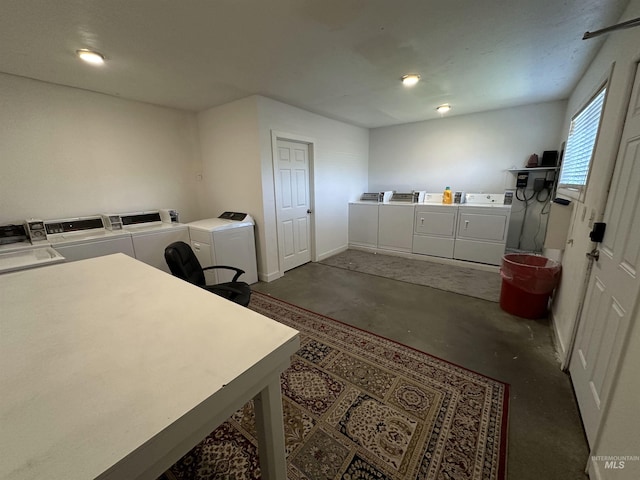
[507,167,558,172]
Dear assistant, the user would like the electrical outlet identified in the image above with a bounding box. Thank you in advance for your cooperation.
[544,180,554,189]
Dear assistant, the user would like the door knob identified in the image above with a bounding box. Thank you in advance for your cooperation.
[307,209,312,214]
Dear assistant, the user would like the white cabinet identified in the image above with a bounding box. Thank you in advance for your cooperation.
[412,205,458,258]
[454,206,511,265]
[378,204,415,252]
[348,202,379,248]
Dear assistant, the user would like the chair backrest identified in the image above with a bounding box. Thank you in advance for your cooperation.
[164,241,206,286]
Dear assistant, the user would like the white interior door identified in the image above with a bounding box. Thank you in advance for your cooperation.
[570,62,640,446]
[275,139,311,271]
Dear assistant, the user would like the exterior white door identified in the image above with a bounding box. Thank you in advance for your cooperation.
[570,62,640,446]
[275,139,311,271]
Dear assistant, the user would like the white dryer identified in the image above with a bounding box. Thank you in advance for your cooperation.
[44,216,135,262]
[115,211,189,273]
[187,212,258,285]
[454,193,512,265]
[413,193,459,258]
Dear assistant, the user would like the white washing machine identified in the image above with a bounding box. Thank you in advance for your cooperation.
[348,201,380,248]
[454,193,512,265]
[0,223,65,274]
[44,216,135,262]
[187,212,258,285]
[377,195,416,253]
[114,211,189,274]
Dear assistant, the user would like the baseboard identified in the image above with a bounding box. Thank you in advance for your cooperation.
[316,244,348,262]
[549,308,568,367]
[259,270,283,283]
[259,245,348,282]
[348,244,500,273]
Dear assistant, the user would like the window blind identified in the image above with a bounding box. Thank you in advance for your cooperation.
[559,87,606,188]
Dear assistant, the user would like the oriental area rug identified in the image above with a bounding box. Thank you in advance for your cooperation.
[161,292,509,480]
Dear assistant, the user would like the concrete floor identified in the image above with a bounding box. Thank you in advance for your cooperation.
[253,261,589,480]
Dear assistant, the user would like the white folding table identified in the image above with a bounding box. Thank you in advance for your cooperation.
[0,253,299,480]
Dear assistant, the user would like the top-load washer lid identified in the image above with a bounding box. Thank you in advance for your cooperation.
[188,213,255,232]
[0,247,65,274]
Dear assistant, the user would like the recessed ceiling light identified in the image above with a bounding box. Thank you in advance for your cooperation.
[436,104,451,114]
[401,74,420,86]
[76,49,105,65]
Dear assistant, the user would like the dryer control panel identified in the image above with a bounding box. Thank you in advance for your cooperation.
[219,212,248,221]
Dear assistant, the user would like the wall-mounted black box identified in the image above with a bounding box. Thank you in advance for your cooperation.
[541,150,559,167]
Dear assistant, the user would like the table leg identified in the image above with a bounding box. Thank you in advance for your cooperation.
[254,377,287,480]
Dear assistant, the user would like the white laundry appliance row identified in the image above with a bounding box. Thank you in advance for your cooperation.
[0,209,185,274]
[349,193,512,266]
[14,210,187,273]
[2,210,259,285]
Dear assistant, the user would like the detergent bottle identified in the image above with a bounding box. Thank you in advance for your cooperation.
[443,186,453,204]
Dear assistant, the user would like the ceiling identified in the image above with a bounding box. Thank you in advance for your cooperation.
[0,0,631,128]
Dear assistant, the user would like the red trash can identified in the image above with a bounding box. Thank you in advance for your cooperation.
[499,254,561,319]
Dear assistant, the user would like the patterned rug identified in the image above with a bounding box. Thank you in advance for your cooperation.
[161,292,509,480]
[319,249,502,302]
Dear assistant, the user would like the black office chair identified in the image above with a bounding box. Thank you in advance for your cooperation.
[164,241,252,307]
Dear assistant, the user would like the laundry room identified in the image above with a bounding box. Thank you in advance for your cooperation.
[0,81,563,275]
[2,1,640,480]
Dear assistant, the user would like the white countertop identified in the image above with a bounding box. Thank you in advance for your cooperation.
[0,254,299,480]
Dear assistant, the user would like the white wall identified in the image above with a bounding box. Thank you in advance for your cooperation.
[196,95,369,282]
[256,96,369,279]
[369,101,567,250]
[0,73,202,224]
[196,96,265,268]
[551,3,640,358]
